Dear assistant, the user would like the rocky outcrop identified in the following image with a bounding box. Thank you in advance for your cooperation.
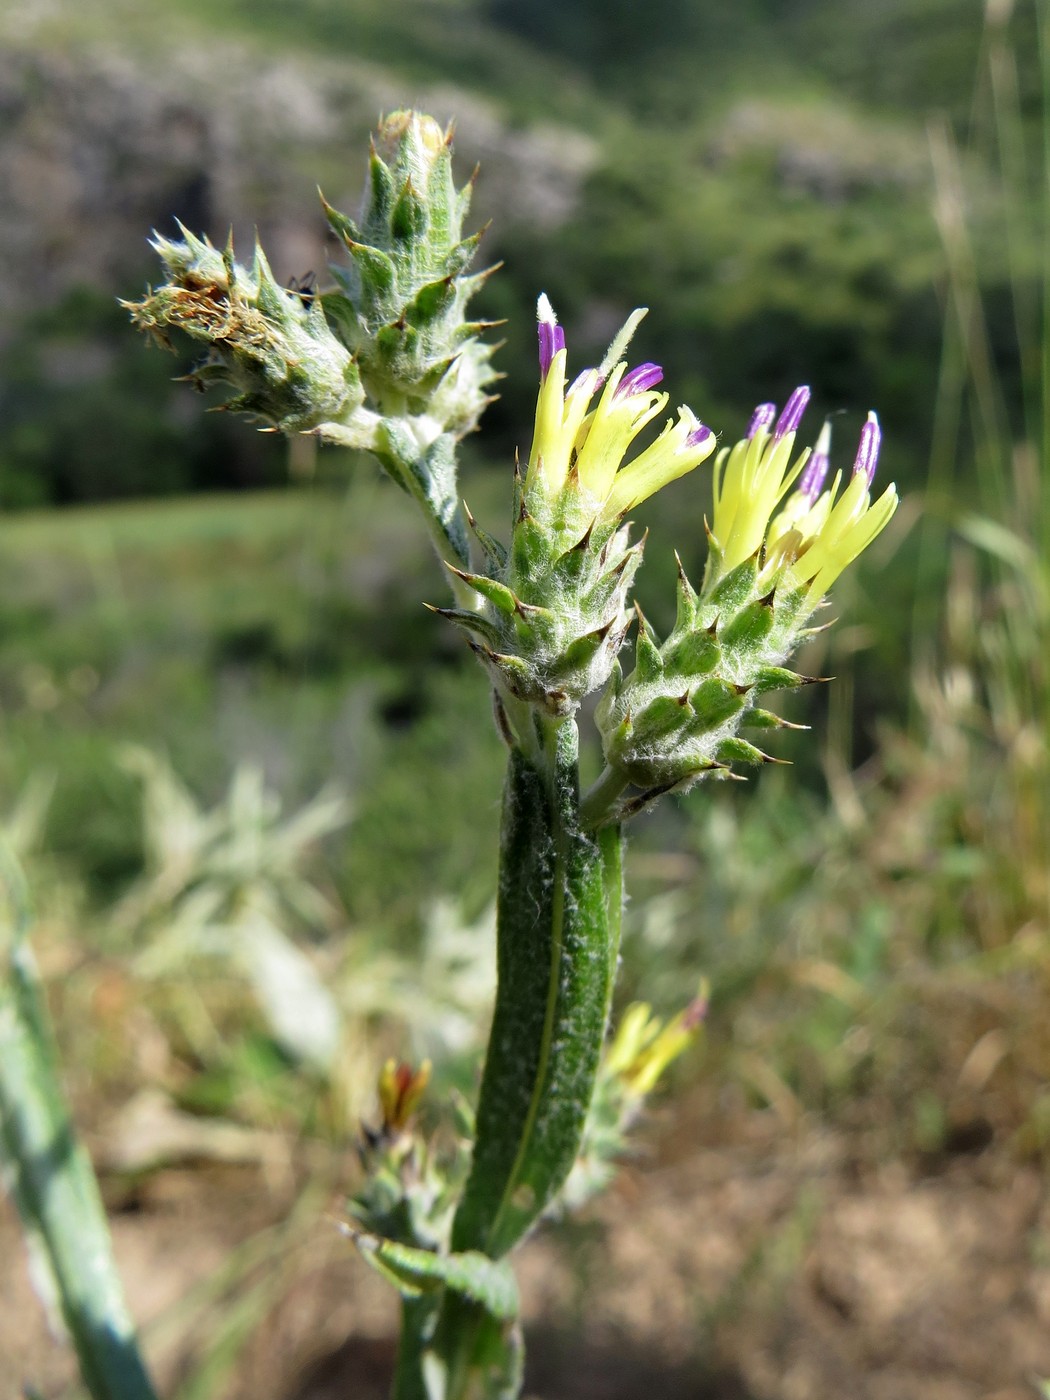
[0,16,598,339]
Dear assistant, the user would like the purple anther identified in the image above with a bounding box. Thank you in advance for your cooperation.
[567,368,597,398]
[538,319,566,380]
[615,361,664,398]
[746,402,777,439]
[686,423,713,448]
[798,421,831,500]
[852,411,881,486]
[773,385,811,440]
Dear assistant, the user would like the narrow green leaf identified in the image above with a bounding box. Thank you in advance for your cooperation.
[451,724,622,1260]
[0,847,158,1400]
[349,1232,519,1320]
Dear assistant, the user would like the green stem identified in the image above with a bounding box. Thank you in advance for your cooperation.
[391,1297,437,1400]
[0,846,158,1400]
[579,763,630,830]
[376,424,472,580]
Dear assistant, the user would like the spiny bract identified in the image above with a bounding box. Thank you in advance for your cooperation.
[322,110,500,437]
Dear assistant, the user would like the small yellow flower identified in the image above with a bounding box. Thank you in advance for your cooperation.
[777,413,899,603]
[605,981,708,1098]
[710,387,812,572]
[527,296,715,519]
[713,392,898,603]
[377,1057,432,1131]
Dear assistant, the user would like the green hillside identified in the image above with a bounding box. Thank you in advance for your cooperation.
[1,0,1038,510]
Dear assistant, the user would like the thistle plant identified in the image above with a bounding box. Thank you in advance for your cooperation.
[0,109,897,1400]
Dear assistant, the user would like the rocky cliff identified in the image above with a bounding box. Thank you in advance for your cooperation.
[0,7,597,339]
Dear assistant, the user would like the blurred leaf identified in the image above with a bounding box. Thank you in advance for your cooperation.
[956,515,1043,583]
[234,914,340,1071]
[347,1230,519,1320]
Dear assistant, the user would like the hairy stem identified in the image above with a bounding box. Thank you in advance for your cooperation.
[376,424,472,579]
[579,763,630,829]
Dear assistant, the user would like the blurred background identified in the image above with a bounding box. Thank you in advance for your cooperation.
[1,0,1048,1396]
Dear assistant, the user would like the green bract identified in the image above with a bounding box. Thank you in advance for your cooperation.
[127,110,500,573]
[595,553,818,804]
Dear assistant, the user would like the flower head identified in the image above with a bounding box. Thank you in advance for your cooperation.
[527,296,715,520]
[710,385,811,573]
[126,227,365,437]
[604,982,708,1098]
[713,396,897,603]
[377,1057,432,1133]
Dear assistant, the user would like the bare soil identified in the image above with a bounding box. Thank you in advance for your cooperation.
[3,1104,1049,1400]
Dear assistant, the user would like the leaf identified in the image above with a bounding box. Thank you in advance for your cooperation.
[347,1232,519,1320]
[234,916,341,1072]
[956,514,1038,574]
[0,844,159,1400]
[450,727,622,1260]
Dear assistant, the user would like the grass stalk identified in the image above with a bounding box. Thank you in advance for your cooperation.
[0,843,158,1400]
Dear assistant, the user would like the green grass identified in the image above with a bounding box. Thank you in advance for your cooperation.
[0,477,506,928]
